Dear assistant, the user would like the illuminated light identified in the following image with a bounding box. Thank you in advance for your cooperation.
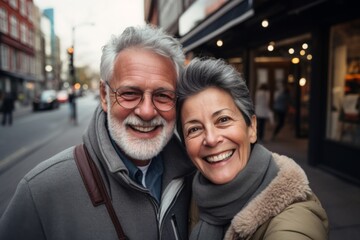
[267,42,275,51]
[261,19,269,28]
[292,57,300,64]
[26,82,34,89]
[307,54,312,60]
[288,74,294,83]
[300,50,306,56]
[302,43,308,49]
[288,48,295,54]
[67,47,74,54]
[74,83,81,90]
[228,57,242,63]
[299,78,306,86]
[45,65,53,72]
[216,40,223,47]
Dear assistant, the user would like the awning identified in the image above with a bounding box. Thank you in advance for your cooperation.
[180,0,254,53]
[0,70,39,82]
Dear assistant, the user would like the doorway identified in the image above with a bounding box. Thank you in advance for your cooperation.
[251,34,312,139]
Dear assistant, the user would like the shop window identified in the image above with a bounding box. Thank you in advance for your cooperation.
[327,19,360,146]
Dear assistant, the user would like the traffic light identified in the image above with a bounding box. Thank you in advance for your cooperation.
[67,47,75,76]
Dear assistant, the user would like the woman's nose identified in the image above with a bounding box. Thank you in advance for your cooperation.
[203,127,222,147]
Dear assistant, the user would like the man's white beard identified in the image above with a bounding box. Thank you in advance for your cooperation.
[107,96,175,161]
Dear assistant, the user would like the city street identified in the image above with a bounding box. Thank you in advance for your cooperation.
[1,92,360,239]
[0,93,100,214]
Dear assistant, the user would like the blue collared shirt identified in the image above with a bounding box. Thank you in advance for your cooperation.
[110,138,163,203]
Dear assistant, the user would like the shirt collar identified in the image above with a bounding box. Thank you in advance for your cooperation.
[109,138,163,184]
[110,137,140,179]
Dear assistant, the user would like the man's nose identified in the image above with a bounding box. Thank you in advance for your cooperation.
[134,93,157,121]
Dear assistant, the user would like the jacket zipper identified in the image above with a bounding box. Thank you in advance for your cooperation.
[158,178,185,240]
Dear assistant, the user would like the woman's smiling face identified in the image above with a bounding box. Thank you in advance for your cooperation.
[181,87,257,184]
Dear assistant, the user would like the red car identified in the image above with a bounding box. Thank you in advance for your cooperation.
[57,90,69,103]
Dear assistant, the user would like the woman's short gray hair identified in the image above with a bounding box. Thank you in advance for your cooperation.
[100,25,185,83]
[176,57,255,141]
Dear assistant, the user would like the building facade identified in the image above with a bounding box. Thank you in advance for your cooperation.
[146,0,360,184]
[42,8,61,90]
[0,0,37,104]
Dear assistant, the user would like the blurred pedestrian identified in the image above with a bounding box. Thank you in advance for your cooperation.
[68,87,77,125]
[272,86,291,140]
[255,83,271,142]
[1,92,15,126]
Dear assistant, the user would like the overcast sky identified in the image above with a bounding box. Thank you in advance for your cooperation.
[33,0,145,72]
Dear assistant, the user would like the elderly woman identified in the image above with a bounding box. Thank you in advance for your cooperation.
[176,58,328,240]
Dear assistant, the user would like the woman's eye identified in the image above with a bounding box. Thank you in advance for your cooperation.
[219,116,230,123]
[188,127,199,134]
[185,126,203,138]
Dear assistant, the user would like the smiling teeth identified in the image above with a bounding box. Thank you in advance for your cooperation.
[132,125,156,132]
[206,150,233,163]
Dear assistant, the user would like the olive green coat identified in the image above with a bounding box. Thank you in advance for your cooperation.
[224,153,329,240]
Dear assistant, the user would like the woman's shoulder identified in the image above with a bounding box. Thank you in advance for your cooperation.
[263,192,329,239]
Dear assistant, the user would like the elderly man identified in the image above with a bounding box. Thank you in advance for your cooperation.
[0,25,195,240]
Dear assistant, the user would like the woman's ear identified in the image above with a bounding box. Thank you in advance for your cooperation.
[100,81,108,113]
[249,115,257,143]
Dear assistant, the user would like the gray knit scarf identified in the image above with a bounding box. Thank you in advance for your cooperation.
[190,144,279,240]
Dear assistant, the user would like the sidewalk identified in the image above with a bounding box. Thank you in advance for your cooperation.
[13,101,32,118]
[262,124,360,240]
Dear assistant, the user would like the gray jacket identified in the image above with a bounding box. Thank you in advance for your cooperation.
[0,105,195,240]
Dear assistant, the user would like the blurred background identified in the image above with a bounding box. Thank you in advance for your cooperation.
[0,0,359,239]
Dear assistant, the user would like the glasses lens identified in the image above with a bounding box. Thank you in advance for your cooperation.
[152,90,176,111]
[116,89,142,109]
[113,87,176,111]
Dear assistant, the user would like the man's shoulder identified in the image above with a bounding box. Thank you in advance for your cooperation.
[24,146,76,182]
[163,135,188,157]
[162,135,195,175]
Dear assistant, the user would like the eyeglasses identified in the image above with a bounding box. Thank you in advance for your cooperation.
[105,81,177,112]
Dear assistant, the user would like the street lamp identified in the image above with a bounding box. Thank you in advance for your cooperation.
[70,22,95,86]
[68,22,94,125]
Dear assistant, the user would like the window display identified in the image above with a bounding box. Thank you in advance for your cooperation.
[327,19,360,145]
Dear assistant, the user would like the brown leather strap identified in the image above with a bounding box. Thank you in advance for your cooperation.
[74,144,127,240]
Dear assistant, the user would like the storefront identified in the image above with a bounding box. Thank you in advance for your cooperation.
[320,18,360,182]
[179,0,360,183]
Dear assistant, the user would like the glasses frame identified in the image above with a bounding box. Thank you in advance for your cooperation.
[104,81,177,112]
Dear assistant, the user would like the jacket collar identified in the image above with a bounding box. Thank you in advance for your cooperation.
[82,105,195,185]
[226,153,311,238]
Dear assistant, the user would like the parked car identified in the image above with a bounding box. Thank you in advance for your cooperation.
[32,90,59,111]
[57,90,69,103]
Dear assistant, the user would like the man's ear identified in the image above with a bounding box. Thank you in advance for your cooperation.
[99,80,108,113]
[249,115,257,143]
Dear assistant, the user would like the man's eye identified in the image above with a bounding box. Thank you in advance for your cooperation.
[119,91,141,100]
[153,91,175,103]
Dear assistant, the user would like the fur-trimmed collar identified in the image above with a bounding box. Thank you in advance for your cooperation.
[224,153,312,239]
